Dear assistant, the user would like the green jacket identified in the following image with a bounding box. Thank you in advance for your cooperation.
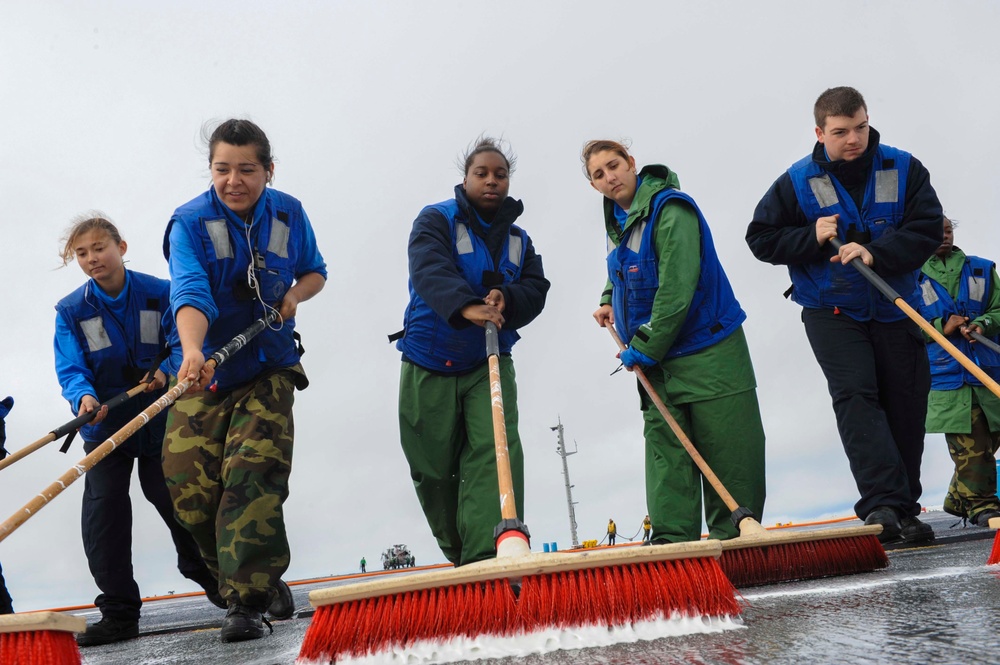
[599,165,756,404]
[922,247,1000,433]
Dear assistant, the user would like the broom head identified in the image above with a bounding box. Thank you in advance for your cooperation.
[721,520,888,587]
[0,611,85,665]
[299,539,739,663]
[987,516,1000,566]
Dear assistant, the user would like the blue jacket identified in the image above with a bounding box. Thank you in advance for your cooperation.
[786,144,917,321]
[919,254,1000,390]
[164,187,327,391]
[747,128,942,322]
[54,270,170,444]
[397,185,549,374]
[607,186,745,358]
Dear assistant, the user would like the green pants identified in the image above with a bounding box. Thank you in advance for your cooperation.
[943,401,1000,520]
[398,358,524,567]
[641,367,766,542]
[162,369,296,610]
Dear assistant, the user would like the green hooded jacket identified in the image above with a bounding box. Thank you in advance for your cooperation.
[598,165,756,404]
[922,247,1000,433]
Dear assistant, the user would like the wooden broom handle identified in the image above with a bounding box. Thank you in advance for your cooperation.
[606,324,740,512]
[485,322,518,521]
[0,383,149,472]
[830,237,1000,401]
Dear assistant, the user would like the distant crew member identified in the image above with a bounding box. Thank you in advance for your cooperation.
[607,518,617,546]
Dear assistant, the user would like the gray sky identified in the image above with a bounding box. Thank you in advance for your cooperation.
[2,1,998,611]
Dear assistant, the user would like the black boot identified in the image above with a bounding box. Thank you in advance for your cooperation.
[220,604,270,643]
[77,616,139,647]
[864,506,902,543]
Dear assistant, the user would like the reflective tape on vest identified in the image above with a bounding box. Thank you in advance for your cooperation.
[267,218,290,259]
[139,310,160,346]
[79,316,112,352]
[205,219,233,259]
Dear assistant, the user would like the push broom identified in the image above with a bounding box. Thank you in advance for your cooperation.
[827,239,1000,566]
[0,310,277,660]
[606,323,887,587]
[299,323,740,664]
[0,383,149,473]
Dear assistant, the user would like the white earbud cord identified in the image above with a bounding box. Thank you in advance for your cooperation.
[244,213,284,332]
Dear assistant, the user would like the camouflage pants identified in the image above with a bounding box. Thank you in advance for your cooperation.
[162,369,296,610]
[943,403,1000,520]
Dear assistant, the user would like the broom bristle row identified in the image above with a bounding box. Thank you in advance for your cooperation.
[298,556,739,663]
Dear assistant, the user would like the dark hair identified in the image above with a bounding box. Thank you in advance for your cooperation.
[204,118,274,170]
[814,87,867,129]
[59,212,122,267]
[581,139,632,181]
[459,135,517,176]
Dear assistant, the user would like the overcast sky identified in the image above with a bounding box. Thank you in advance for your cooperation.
[2,1,998,611]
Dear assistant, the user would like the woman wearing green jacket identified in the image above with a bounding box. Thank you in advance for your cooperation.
[583,139,766,543]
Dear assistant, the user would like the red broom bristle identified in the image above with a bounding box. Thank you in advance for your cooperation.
[720,534,888,587]
[299,556,738,663]
[0,630,81,665]
[988,530,1000,566]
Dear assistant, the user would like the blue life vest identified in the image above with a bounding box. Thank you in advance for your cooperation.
[607,189,746,358]
[919,255,1000,389]
[165,189,307,390]
[55,271,169,443]
[397,199,526,373]
[787,145,916,321]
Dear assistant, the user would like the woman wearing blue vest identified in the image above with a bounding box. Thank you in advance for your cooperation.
[919,217,1000,527]
[583,139,766,544]
[54,214,220,647]
[395,136,549,567]
[746,87,942,544]
[163,119,327,642]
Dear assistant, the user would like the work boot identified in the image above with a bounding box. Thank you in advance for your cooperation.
[900,515,935,543]
[76,616,139,647]
[266,579,295,620]
[972,508,1000,528]
[864,506,902,543]
[220,604,270,643]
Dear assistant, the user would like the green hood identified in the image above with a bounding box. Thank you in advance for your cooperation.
[603,164,681,243]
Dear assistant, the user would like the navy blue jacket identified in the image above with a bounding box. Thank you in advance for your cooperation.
[746,128,942,321]
[398,185,549,374]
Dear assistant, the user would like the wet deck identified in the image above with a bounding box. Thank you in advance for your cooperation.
[71,511,999,664]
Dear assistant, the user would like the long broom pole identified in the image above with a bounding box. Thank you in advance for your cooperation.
[300,323,740,663]
[605,322,886,586]
[0,383,149,473]
[0,310,277,544]
[484,321,531,557]
[830,237,1000,400]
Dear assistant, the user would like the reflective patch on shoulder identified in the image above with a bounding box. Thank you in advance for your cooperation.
[205,220,233,259]
[607,235,616,256]
[808,174,839,208]
[267,218,291,259]
[139,310,160,345]
[920,280,939,306]
[455,223,474,255]
[626,221,647,252]
[79,316,112,352]
[874,170,899,203]
[508,232,523,267]
[969,275,986,303]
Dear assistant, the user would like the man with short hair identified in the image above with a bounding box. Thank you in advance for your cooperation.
[919,217,1000,527]
[746,86,943,544]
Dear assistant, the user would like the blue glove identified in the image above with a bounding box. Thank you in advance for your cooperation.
[618,347,657,369]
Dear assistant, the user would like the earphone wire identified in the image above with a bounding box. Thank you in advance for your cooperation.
[244,212,284,332]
